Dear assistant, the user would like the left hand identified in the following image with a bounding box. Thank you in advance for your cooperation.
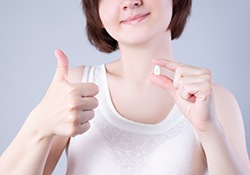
[149,59,217,132]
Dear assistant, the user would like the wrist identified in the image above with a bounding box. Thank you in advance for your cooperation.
[25,109,55,143]
[195,118,226,144]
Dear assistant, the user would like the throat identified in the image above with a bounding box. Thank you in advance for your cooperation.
[108,76,175,124]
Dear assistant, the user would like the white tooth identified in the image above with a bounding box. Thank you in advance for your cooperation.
[154,65,161,75]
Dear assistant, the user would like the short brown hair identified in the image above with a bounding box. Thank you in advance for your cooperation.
[82,0,192,53]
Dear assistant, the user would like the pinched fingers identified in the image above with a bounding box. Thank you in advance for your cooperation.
[152,58,211,77]
[151,59,213,102]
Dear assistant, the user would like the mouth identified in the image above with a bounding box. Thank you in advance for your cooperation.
[121,13,150,25]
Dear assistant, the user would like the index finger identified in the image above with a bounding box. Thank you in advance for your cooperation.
[73,83,99,97]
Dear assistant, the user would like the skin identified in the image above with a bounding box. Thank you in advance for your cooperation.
[0,0,249,174]
[0,50,98,175]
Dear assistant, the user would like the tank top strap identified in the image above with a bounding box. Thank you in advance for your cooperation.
[82,64,105,83]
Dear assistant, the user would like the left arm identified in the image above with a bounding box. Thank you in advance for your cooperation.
[200,84,250,174]
[150,59,250,175]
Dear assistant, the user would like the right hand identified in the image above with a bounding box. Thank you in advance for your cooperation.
[28,49,99,138]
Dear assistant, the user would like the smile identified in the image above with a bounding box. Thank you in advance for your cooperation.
[121,13,150,25]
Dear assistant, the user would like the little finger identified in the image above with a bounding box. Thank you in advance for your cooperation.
[74,121,91,136]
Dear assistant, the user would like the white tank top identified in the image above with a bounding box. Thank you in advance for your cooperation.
[66,64,207,175]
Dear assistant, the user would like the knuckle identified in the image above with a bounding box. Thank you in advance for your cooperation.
[68,126,78,136]
[206,82,213,92]
[177,78,184,86]
[208,74,212,81]
[66,95,81,110]
[175,66,182,73]
[66,100,79,111]
[203,68,211,74]
[67,85,81,96]
[67,114,79,125]
[67,86,77,94]
[203,73,210,78]
[183,84,190,92]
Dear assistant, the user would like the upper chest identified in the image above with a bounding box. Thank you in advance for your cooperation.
[106,74,175,124]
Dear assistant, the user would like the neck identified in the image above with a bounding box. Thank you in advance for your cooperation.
[117,32,174,84]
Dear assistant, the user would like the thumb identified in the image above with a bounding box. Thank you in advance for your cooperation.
[149,74,177,98]
[53,49,69,81]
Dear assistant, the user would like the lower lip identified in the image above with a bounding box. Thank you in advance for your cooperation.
[122,13,150,25]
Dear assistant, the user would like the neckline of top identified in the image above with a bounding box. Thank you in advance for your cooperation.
[86,64,185,134]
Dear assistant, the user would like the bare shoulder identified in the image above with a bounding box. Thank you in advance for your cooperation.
[213,84,243,136]
[68,65,85,83]
[213,84,242,126]
[213,84,250,169]
[213,84,240,114]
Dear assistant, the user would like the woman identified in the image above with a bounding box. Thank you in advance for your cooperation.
[0,0,249,174]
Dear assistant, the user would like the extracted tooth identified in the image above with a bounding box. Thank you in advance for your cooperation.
[154,65,161,75]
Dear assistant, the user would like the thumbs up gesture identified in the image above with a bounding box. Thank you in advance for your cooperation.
[28,50,99,138]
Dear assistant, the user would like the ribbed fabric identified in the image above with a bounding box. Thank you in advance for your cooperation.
[66,64,207,175]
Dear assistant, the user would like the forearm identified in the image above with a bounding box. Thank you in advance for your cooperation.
[0,118,54,175]
[198,121,249,175]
